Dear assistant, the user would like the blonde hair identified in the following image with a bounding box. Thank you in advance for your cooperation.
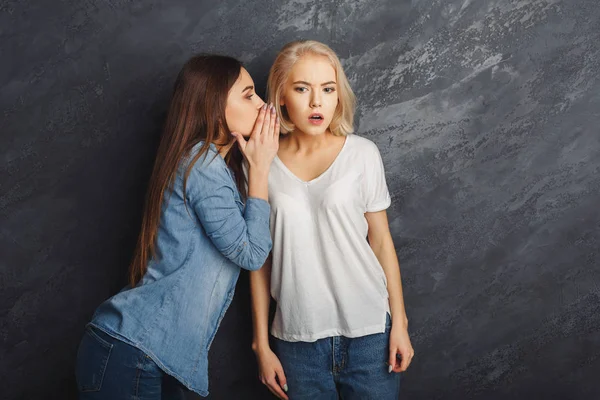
[267,40,356,136]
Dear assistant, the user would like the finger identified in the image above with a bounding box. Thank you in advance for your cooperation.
[399,350,411,372]
[266,386,287,400]
[276,368,288,394]
[260,104,272,140]
[251,104,268,139]
[231,132,246,152]
[266,377,288,400]
[274,115,280,142]
[403,351,415,371]
[388,349,397,374]
[267,103,276,140]
[260,376,280,399]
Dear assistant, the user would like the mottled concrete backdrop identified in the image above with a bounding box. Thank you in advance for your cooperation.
[1,0,599,399]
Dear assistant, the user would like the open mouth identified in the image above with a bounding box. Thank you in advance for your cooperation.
[309,113,324,124]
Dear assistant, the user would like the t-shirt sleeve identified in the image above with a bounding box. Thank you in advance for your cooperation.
[363,141,391,212]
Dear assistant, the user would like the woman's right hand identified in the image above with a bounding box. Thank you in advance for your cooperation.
[231,103,280,173]
[255,346,289,400]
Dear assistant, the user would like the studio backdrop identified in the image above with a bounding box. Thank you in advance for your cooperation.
[1,0,599,399]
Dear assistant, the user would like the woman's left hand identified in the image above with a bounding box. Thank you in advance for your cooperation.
[388,323,414,373]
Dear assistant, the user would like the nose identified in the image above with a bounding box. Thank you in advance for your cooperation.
[310,91,321,108]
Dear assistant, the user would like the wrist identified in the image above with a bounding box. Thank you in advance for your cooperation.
[252,340,271,354]
[392,318,408,330]
[391,314,408,329]
[247,169,269,201]
[248,164,269,177]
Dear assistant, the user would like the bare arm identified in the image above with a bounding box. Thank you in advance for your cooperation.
[365,210,414,372]
[250,257,289,399]
[366,210,408,326]
[250,256,273,353]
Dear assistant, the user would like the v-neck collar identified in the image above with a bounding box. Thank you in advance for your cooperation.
[274,135,350,185]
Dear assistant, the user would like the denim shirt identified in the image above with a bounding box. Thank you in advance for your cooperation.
[89,142,272,397]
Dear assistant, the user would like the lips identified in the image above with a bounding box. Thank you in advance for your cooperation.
[308,113,324,125]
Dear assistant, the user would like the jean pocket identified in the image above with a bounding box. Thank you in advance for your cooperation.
[75,326,113,392]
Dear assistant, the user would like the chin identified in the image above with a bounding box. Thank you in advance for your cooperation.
[235,128,252,137]
[297,124,329,136]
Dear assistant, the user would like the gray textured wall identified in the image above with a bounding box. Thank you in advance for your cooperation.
[1,0,599,399]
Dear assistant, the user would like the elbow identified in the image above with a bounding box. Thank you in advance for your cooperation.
[237,241,272,271]
[241,252,269,271]
[245,260,264,272]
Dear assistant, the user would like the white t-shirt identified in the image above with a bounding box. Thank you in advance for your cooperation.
[268,134,392,342]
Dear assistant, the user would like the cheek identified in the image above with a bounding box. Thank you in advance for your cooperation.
[285,105,303,125]
[245,108,259,131]
[325,95,339,112]
[242,108,260,134]
[227,104,257,134]
[284,97,304,120]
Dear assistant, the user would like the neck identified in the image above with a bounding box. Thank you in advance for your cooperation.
[217,139,235,159]
[286,129,332,152]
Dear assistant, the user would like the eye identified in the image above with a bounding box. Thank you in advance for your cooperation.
[246,93,255,100]
[324,87,336,93]
[294,87,308,93]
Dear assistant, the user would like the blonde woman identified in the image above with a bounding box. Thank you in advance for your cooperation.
[250,40,414,400]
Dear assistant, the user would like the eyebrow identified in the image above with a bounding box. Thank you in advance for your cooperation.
[242,85,254,93]
[292,80,337,86]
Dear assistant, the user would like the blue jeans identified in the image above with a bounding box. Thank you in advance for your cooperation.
[272,314,401,400]
[75,325,187,400]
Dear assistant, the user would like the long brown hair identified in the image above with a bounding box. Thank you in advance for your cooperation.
[129,54,246,286]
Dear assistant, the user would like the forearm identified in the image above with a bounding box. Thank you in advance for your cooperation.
[248,168,269,201]
[219,198,272,271]
[371,236,408,327]
[250,256,272,352]
[191,164,271,270]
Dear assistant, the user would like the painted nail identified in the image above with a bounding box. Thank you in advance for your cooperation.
[283,384,288,392]
[388,365,393,374]
[262,104,267,110]
[271,105,276,113]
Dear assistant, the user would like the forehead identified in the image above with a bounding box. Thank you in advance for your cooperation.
[231,67,253,90]
[288,54,336,83]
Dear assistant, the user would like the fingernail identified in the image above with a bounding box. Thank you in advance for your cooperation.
[271,106,276,113]
[388,365,393,374]
[283,384,288,392]
[262,104,267,110]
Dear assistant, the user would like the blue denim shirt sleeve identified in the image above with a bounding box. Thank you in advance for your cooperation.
[187,154,272,271]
